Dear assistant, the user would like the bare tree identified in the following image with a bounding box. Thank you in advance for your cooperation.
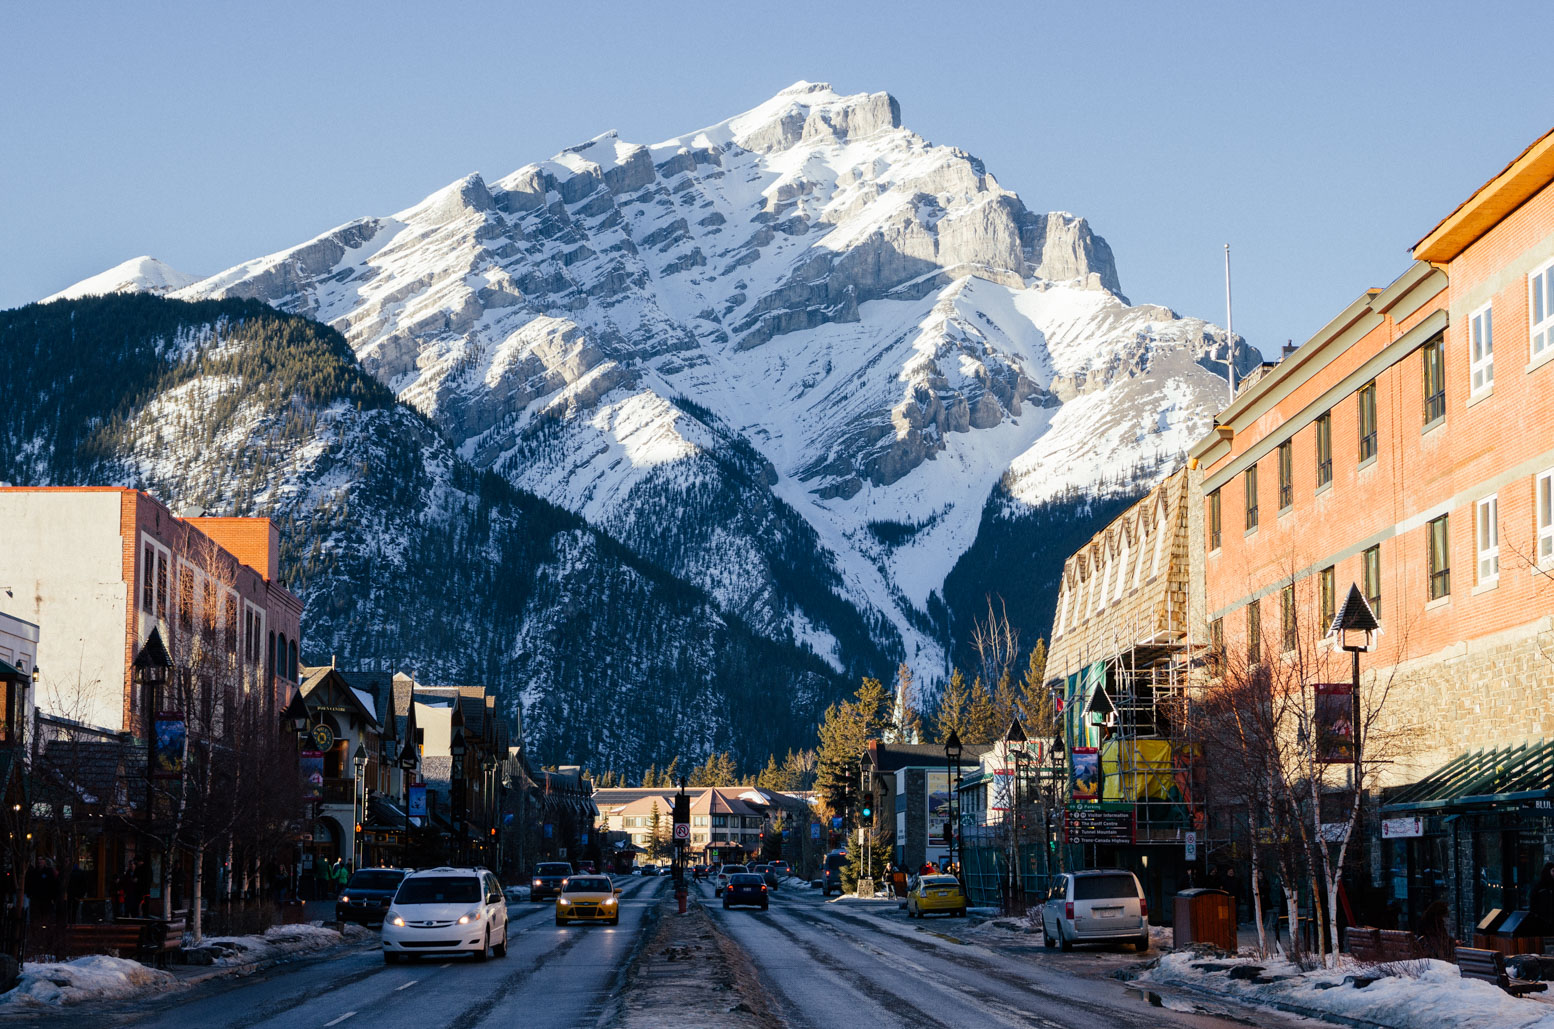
[970,596,1021,695]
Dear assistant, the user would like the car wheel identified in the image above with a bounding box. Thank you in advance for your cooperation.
[723,901,730,909]
[609,916,619,926]
[761,902,768,911]
[1135,932,1150,952]
[494,926,508,958]
[476,928,491,961]
[555,916,566,927]
[1043,925,1055,949]
[957,908,966,918]
[384,951,402,964]
[1058,924,1072,952]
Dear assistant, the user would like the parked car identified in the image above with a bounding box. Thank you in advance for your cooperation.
[530,861,574,901]
[336,867,409,925]
[1040,869,1149,952]
[555,874,622,926]
[722,872,769,910]
[767,860,792,877]
[906,874,965,919]
[820,851,847,896]
[382,866,509,963]
[715,864,748,896]
[752,864,779,890]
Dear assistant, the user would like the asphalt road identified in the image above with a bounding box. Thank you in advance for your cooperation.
[700,878,1330,1029]
[45,874,664,1029]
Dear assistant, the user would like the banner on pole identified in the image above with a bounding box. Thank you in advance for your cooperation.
[1314,683,1355,762]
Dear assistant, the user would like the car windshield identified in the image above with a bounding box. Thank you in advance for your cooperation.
[919,876,958,887]
[1073,874,1139,901]
[721,865,746,874]
[396,876,480,905]
[824,854,847,871]
[563,877,612,893]
[347,871,404,891]
[537,864,572,876]
[729,874,764,884]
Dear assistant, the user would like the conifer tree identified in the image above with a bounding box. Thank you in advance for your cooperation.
[662,756,681,788]
[965,675,1000,743]
[934,668,970,743]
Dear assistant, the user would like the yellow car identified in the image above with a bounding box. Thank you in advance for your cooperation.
[555,874,621,926]
[906,874,966,918]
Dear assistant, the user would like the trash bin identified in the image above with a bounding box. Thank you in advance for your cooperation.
[1492,909,1543,956]
[1174,888,1235,952]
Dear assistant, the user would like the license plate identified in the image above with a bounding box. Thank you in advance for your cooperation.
[1095,907,1120,918]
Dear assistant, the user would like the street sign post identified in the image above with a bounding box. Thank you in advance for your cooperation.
[1185,830,1197,862]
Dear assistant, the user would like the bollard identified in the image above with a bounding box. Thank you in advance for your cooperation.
[676,886,687,914]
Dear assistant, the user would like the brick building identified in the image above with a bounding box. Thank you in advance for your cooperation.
[0,488,303,734]
[1189,127,1554,935]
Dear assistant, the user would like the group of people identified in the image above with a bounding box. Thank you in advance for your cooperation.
[266,857,351,903]
[22,856,154,924]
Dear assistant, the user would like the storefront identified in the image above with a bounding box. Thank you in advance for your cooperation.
[1381,742,1554,939]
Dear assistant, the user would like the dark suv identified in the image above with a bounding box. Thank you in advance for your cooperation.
[335,867,408,925]
[530,861,573,902]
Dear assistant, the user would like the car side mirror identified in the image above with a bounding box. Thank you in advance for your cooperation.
[614,888,622,895]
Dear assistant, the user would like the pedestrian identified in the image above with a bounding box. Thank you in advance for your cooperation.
[67,861,89,924]
[26,858,58,926]
[1530,862,1554,934]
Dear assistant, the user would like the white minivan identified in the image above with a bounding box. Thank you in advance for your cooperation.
[1040,869,1149,952]
[382,866,510,963]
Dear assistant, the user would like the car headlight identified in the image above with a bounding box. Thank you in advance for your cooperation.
[604,897,617,906]
[457,909,483,924]
[533,879,542,887]
[339,895,350,904]
[389,915,405,927]
[558,898,569,906]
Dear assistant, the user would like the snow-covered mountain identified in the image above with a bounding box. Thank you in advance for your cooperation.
[44,256,199,302]
[52,81,1258,683]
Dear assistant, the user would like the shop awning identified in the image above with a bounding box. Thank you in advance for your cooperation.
[1382,741,1554,813]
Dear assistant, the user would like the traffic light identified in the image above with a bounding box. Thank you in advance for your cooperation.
[860,793,873,826]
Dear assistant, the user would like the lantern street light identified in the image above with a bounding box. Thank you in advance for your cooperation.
[352,743,368,869]
[481,753,498,860]
[1004,718,1027,913]
[943,729,963,874]
[1049,734,1066,871]
[1328,583,1380,785]
[449,730,468,864]
[398,739,418,867]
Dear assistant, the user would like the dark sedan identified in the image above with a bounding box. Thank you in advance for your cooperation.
[531,861,574,901]
[335,868,408,925]
[722,872,769,910]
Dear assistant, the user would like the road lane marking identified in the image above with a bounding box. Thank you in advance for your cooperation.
[438,962,451,968]
[394,979,419,991]
[323,1013,357,1027]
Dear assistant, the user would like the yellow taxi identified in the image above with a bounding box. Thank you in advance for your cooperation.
[555,874,622,926]
[906,874,966,918]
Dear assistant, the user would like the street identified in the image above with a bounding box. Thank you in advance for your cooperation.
[11,874,1343,1029]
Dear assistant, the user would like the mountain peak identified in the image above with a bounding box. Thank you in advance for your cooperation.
[43,256,199,303]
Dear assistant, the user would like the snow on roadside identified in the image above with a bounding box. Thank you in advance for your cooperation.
[1141,951,1554,1029]
[0,955,174,1007]
[200,922,371,966]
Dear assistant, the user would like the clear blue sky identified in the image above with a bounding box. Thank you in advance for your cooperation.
[3,1,1547,355]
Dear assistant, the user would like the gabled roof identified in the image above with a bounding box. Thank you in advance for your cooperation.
[866,741,992,773]
[299,665,381,730]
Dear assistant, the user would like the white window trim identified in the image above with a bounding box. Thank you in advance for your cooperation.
[1476,494,1500,584]
[1531,258,1554,362]
[1469,302,1494,397]
[1536,469,1554,569]
[139,534,172,623]
[1113,536,1129,603]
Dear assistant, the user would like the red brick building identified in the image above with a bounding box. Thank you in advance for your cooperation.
[0,487,302,735]
[1190,128,1554,933]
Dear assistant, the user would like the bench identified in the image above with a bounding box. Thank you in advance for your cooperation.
[62,919,183,966]
[1344,927,1381,962]
[1456,946,1548,997]
[1377,929,1426,961]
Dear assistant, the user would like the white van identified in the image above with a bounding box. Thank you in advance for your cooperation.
[382,866,510,963]
[1040,869,1149,951]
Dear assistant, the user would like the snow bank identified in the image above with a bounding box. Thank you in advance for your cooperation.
[200,922,370,966]
[0,954,174,1007]
[1143,951,1554,1029]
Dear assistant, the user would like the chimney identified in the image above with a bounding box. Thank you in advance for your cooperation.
[1281,339,1297,359]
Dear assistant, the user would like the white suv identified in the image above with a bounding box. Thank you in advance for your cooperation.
[714,864,747,896]
[1041,869,1149,952]
[382,866,509,963]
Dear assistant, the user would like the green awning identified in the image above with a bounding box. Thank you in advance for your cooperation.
[1382,741,1554,813]
[0,658,25,684]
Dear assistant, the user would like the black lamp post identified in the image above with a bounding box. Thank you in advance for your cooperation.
[481,753,497,862]
[351,743,368,869]
[1004,719,1027,912]
[449,730,467,865]
[1049,734,1065,873]
[944,729,962,873]
[1329,584,1379,786]
[398,744,417,867]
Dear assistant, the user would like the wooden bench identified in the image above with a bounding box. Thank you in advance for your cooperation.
[1456,946,1548,996]
[1377,929,1426,961]
[63,919,183,966]
[1344,927,1381,961]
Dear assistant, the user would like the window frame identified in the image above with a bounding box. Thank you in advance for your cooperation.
[1280,583,1296,653]
[1530,258,1554,362]
[1427,514,1451,600]
[1208,489,1222,551]
[1537,469,1554,566]
[1315,411,1333,488]
[1469,302,1494,396]
[1277,440,1293,511]
[1245,464,1259,532]
[1357,381,1378,463]
[1476,494,1500,584]
[1362,544,1382,617]
[1246,599,1261,665]
[1209,617,1224,664]
[1319,566,1335,629]
[1422,336,1445,426]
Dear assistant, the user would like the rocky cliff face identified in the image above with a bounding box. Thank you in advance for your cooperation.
[55,81,1260,684]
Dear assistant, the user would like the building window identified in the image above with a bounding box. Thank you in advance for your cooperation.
[288,639,298,681]
[1209,618,1223,664]
[224,595,238,655]
[1427,514,1451,600]
[712,815,728,828]
[1320,566,1335,629]
[1531,259,1554,361]
[1362,544,1381,616]
[1208,489,1221,551]
[1422,336,1445,426]
[1538,470,1554,565]
[1315,411,1332,488]
[1357,381,1378,463]
[142,544,155,612]
[179,567,194,630]
[1470,303,1494,395]
[1246,600,1261,665]
[1280,584,1296,653]
[1245,464,1259,532]
[157,553,169,618]
[1476,495,1500,583]
[1277,441,1293,511]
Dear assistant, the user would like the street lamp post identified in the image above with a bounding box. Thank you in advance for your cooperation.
[398,746,417,867]
[1004,719,1027,913]
[943,729,962,875]
[449,730,467,865]
[1048,734,1065,876]
[1329,583,1379,785]
[352,743,368,870]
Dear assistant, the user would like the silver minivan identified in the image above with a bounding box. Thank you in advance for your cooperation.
[1040,869,1149,951]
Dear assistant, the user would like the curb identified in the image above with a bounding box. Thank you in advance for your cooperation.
[1144,973,1396,1029]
